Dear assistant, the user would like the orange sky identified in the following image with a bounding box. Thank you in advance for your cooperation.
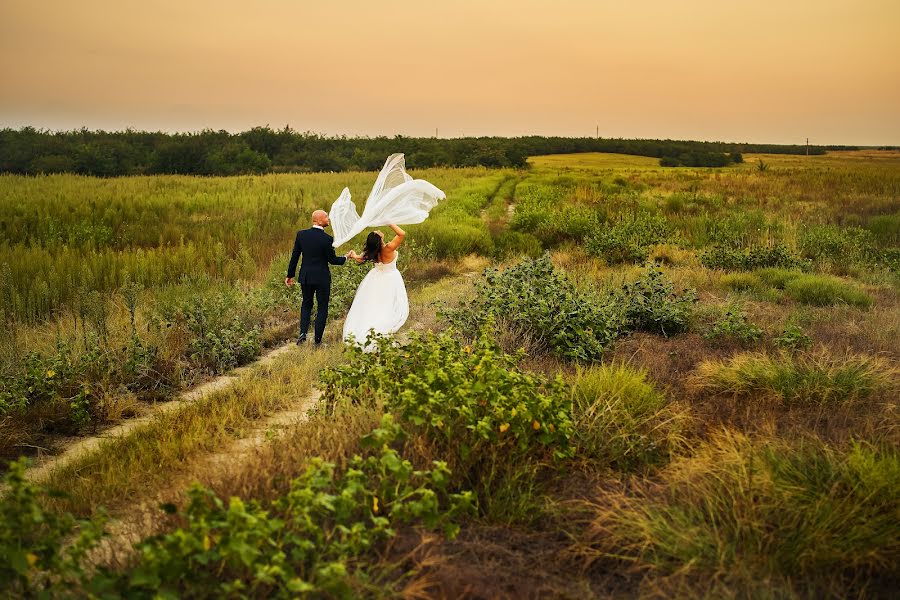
[1,0,898,145]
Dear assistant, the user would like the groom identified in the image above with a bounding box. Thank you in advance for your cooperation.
[285,209,349,346]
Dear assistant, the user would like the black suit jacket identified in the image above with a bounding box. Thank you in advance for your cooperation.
[287,227,347,286]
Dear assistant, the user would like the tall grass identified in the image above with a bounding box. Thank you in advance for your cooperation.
[0,168,491,323]
[691,352,897,405]
[43,346,340,517]
[576,431,900,596]
[571,364,686,471]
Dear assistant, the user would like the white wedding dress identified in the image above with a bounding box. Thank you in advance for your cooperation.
[330,153,445,348]
[342,252,408,348]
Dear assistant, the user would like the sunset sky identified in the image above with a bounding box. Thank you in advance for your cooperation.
[1,0,898,145]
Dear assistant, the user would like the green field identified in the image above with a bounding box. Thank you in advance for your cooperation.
[2,151,899,598]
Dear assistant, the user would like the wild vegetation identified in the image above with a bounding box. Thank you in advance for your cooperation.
[1,149,898,598]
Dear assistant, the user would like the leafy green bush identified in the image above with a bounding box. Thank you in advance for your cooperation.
[155,289,262,374]
[585,211,672,264]
[700,244,803,271]
[704,305,763,345]
[773,323,813,351]
[126,416,473,598]
[783,275,873,308]
[1,420,475,598]
[322,329,575,476]
[618,265,697,337]
[0,335,168,431]
[442,254,625,361]
[571,364,683,472]
[1,459,110,597]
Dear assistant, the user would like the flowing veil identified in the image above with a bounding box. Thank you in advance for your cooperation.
[328,154,446,248]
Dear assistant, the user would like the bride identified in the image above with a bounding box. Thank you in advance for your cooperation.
[328,153,445,348]
[343,224,408,347]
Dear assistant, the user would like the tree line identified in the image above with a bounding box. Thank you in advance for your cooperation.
[0,126,838,176]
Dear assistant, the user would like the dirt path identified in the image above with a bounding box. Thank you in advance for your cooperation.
[25,341,298,484]
[88,385,324,567]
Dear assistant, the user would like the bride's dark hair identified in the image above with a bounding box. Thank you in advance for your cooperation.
[361,231,383,263]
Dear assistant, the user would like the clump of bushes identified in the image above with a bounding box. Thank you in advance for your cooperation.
[442,254,625,361]
[0,334,170,437]
[704,305,763,345]
[586,211,673,264]
[571,364,684,472]
[618,264,697,337]
[322,329,575,474]
[773,323,813,351]
[155,289,263,374]
[700,244,803,271]
[444,257,697,360]
[1,420,476,598]
[321,328,575,521]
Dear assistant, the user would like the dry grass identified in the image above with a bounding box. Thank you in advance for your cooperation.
[43,345,340,516]
[569,430,900,599]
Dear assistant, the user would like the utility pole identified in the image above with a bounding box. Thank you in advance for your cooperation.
[596,125,599,139]
[435,128,438,138]
[806,138,809,157]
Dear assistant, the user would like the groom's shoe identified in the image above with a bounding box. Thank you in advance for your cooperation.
[314,340,328,349]
[296,333,307,345]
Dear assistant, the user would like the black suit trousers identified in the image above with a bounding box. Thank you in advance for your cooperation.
[300,282,331,343]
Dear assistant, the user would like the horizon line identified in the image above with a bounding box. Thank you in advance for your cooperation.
[3,124,894,148]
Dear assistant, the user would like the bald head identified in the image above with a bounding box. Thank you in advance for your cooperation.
[312,210,329,227]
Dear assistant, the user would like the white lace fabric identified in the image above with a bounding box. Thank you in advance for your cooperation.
[329,154,446,248]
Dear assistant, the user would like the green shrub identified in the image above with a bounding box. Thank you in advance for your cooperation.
[321,328,574,522]
[798,224,876,267]
[571,364,683,472]
[783,274,873,308]
[704,305,763,345]
[773,323,813,351]
[1,421,475,598]
[619,265,697,337]
[155,289,262,374]
[700,244,803,271]
[586,433,900,593]
[585,211,672,264]
[125,416,473,597]
[1,459,111,597]
[442,254,625,361]
[692,352,897,405]
[0,334,168,432]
